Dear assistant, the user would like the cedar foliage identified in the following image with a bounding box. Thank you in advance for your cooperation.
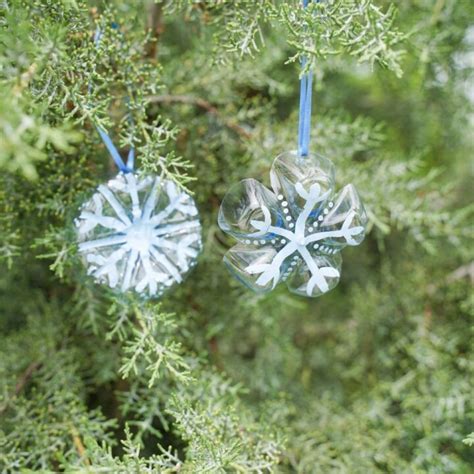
[0,0,473,472]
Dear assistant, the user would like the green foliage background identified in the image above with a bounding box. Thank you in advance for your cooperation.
[0,0,473,472]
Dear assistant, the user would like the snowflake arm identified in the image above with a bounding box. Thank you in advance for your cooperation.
[98,185,132,226]
[149,246,183,284]
[153,220,201,237]
[294,182,330,239]
[136,254,171,294]
[246,242,298,288]
[79,234,129,252]
[125,173,141,218]
[304,210,365,245]
[122,249,139,291]
[248,205,272,237]
[249,208,295,241]
[78,212,126,232]
[298,245,339,295]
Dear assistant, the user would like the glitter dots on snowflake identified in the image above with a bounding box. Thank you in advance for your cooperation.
[217,151,368,298]
[75,173,202,298]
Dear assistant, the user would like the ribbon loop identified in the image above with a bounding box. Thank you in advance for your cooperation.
[297,0,318,157]
[92,25,135,174]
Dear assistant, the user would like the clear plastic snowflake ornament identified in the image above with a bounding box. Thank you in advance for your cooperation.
[218,151,368,297]
[75,173,202,298]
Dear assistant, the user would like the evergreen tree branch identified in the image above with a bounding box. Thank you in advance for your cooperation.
[0,0,471,471]
[149,94,252,138]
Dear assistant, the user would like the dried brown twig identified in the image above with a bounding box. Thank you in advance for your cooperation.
[148,94,252,138]
[0,360,42,414]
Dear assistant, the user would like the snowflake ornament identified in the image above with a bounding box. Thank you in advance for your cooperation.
[218,151,368,297]
[75,173,202,298]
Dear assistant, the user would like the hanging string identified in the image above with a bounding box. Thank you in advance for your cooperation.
[91,25,134,174]
[297,0,318,157]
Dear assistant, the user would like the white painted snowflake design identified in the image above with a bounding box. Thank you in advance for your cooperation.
[75,173,202,298]
[218,151,368,297]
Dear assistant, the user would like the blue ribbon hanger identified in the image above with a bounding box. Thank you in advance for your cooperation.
[297,0,319,157]
[92,25,134,174]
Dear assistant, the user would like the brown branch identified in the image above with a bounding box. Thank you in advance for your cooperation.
[430,0,446,25]
[0,360,42,414]
[148,94,252,139]
[15,361,41,395]
[427,261,474,296]
[71,426,91,466]
[446,262,474,285]
[146,1,165,58]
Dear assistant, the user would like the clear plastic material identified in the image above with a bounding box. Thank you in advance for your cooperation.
[75,172,202,298]
[218,151,368,298]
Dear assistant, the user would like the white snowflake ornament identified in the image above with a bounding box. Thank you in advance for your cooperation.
[218,151,368,297]
[75,173,202,298]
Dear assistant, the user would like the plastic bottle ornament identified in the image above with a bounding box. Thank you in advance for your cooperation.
[218,151,367,297]
[75,172,202,298]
